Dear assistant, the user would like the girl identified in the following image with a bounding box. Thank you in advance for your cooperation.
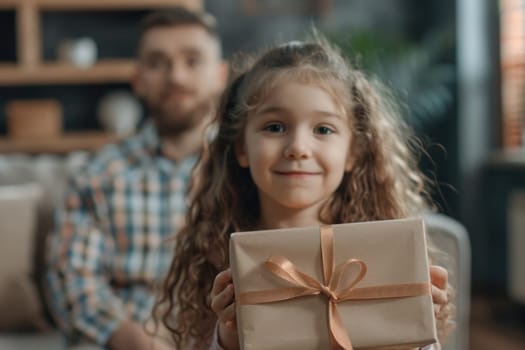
[155,38,452,350]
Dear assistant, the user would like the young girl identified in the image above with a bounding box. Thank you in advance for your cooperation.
[155,38,452,350]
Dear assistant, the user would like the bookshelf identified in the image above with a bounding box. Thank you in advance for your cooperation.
[0,0,202,153]
[0,0,202,85]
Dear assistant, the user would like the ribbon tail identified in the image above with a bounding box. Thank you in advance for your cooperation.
[328,301,353,350]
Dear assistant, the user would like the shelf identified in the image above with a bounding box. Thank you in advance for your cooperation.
[0,0,203,80]
[0,0,202,11]
[0,132,118,154]
[0,0,201,153]
[0,59,136,85]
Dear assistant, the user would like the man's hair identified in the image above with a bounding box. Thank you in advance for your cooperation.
[137,7,220,49]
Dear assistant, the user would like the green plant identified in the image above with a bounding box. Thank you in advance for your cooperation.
[330,30,455,130]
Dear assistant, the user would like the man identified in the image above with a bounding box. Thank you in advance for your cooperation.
[45,8,227,350]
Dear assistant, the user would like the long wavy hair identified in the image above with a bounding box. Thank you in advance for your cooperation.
[155,37,446,348]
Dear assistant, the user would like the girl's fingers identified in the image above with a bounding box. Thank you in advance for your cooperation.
[218,301,236,324]
[429,265,448,306]
[226,319,237,331]
[433,303,441,320]
[434,301,449,321]
[429,265,448,290]
[431,284,448,306]
[211,269,232,298]
[210,283,235,314]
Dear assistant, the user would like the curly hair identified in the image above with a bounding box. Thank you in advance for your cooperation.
[154,37,448,348]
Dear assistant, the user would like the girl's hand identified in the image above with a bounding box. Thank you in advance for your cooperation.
[210,268,239,350]
[429,265,449,321]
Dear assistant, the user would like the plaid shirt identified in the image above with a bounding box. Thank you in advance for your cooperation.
[46,121,198,347]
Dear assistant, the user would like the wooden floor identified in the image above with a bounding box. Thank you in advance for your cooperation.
[469,295,525,350]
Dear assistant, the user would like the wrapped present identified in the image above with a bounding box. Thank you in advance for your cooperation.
[230,218,437,349]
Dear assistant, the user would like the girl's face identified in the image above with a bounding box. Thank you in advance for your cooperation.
[236,80,353,222]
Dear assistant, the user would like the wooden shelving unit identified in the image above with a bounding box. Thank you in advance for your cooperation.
[0,0,202,85]
[0,0,202,153]
[0,59,136,85]
[0,132,119,154]
[0,0,201,11]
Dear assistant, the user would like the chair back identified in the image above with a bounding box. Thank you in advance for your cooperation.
[424,213,471,350]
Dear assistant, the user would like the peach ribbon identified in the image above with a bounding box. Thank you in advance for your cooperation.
[238,225,431,350]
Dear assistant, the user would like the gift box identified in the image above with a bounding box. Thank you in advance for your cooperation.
[230,218,437,349]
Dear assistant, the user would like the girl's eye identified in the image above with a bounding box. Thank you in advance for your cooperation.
[315,126,334,135]
[263,123,285,133]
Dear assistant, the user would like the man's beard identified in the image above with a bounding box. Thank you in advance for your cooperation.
[151,94,216,137]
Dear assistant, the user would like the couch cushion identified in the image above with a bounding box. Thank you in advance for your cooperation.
[0,153,89,329]
[0,184,49,331]
[0,331,64,350]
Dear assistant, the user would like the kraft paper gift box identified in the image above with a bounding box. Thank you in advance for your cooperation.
[229,218,438,349]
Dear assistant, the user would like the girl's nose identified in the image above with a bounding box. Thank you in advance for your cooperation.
[283,132,311,159]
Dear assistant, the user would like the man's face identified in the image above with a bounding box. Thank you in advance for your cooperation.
[133,25,226,135]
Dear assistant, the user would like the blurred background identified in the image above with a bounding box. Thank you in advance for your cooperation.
[0,0,524,349]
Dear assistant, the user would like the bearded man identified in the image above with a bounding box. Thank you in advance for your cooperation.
[45,8,227,350]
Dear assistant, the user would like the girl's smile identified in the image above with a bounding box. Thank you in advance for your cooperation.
[273,170,322,176]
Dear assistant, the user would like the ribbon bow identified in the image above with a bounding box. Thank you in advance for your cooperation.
[238,226,430,350]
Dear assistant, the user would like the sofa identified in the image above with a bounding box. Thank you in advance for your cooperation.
[0,153,90,350]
